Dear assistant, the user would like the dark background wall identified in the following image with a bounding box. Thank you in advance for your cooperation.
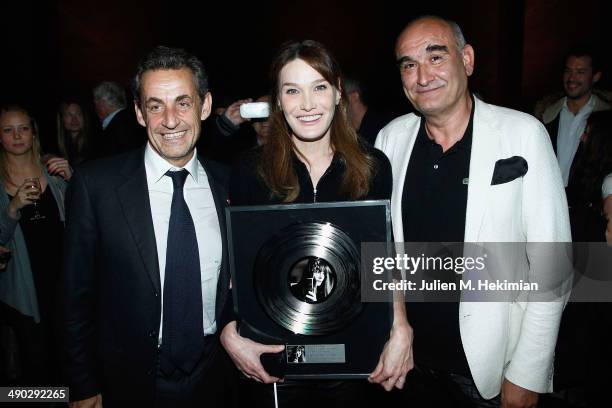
[522,0,609,103]
[1,0,609,141]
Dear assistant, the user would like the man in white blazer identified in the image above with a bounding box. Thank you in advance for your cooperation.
[375,16,571,407]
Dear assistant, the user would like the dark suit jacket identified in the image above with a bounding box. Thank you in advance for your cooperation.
[62,147,231,406]
[97,109,147,158]
[357,109,396,146]
[544,114,561,156]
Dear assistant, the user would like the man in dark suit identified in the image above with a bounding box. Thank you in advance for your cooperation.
[63,46,234,407]
[344,77,396,146]
[93,81,147,157]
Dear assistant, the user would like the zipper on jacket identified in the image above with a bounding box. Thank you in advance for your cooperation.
[312,165,333,203]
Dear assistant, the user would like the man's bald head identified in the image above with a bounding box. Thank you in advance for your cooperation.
[394,15,474,119]
[396,16,466,55]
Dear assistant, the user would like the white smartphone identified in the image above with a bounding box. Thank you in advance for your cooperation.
[240,102,270,119]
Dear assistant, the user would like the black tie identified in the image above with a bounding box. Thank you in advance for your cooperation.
[161,169,204,374]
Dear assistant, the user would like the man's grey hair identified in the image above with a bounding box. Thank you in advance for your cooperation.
[406,15,467,51]
[93,81,127,109]
[343,77,370,105]
[447,19,466,50]
[343,77,363,96]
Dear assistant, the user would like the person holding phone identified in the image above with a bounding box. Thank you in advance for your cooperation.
[0,105,70,386]
[222,40,413,407]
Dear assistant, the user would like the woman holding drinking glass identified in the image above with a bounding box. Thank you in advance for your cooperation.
[222,40,412,407]
[0,105,71,385]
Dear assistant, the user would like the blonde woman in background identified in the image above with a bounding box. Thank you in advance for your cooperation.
[0,105,71,386]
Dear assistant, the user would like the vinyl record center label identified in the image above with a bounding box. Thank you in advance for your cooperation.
[289,257,337,304]
[254,221,362,335]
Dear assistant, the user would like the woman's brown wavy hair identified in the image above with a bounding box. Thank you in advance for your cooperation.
[258,40,376,202]
[56,100,94,165]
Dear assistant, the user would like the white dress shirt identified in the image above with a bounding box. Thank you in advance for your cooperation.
[101,108,124,130]
[557,96,595,186]
[144,143,222,341]
[603,173,612,198]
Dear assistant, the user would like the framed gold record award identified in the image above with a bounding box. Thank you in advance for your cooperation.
[226,200,392,379]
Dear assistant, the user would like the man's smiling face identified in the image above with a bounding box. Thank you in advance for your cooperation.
[563,55,600,100]
[395,18,473,118]
[135,67,211,167]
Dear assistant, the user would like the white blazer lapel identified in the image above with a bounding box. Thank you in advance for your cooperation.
[464,99,500,242]
[390,119,421,243]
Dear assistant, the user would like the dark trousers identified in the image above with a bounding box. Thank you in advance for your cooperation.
[0,302,59,386]
[555,302,612,407]
[240,378,370,408]
[398,366,500,408]
[154,338,237,408]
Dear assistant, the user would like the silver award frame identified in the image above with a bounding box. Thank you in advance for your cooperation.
[226,200,392,379]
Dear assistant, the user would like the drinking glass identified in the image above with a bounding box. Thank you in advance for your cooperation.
[24,177,45,221]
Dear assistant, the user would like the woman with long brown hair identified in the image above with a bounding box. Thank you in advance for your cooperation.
[221,40,412,407]
[56,99,95,166]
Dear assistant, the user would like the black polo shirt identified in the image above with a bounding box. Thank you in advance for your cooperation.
[401,98,474,375]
